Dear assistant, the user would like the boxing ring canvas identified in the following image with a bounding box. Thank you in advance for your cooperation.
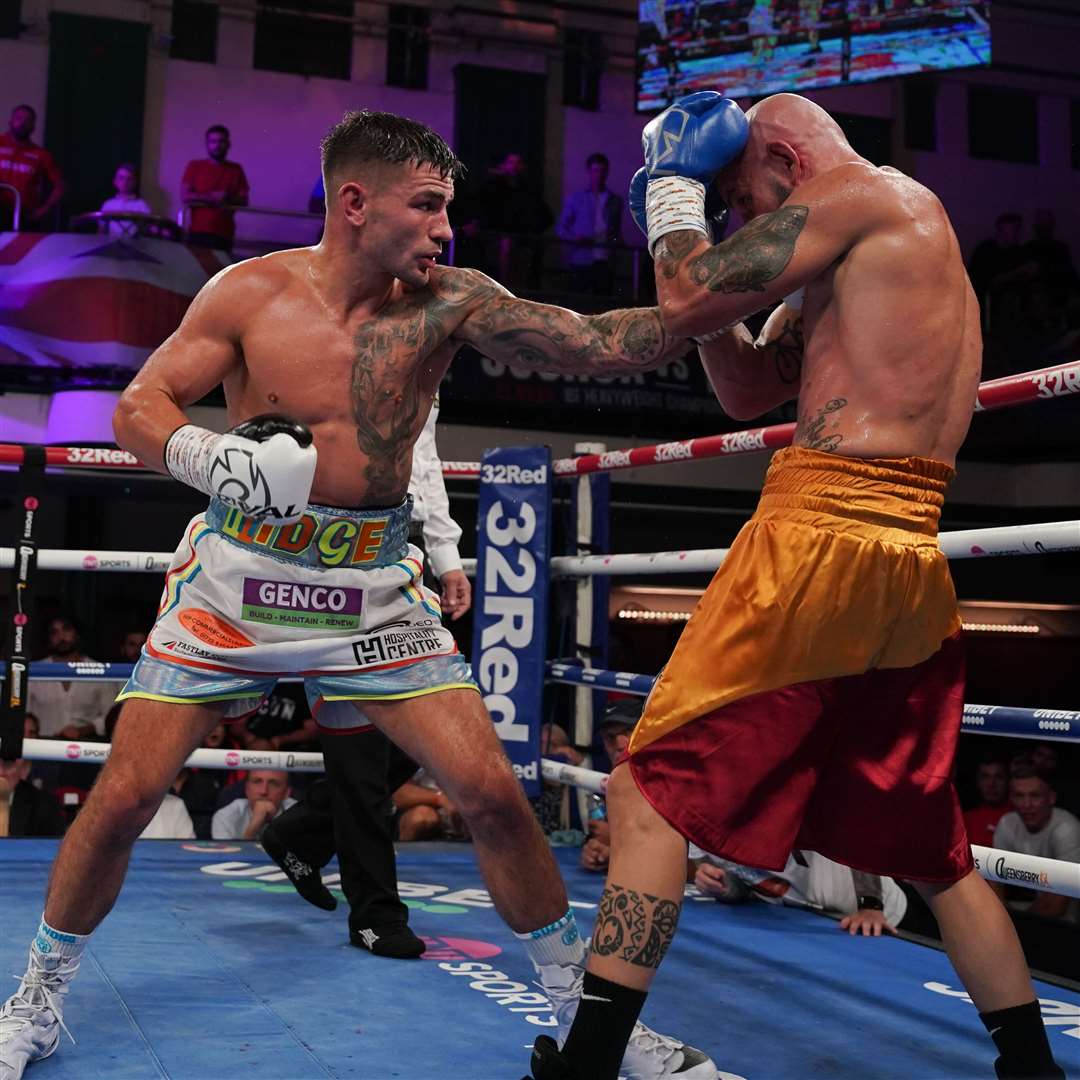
[2,842,1077,1079]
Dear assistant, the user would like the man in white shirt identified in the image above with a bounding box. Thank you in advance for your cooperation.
[211,770,297,841]
[992,764,1080,921]
[27,617,116,739]
[139,794,195,840]
[260,399,471,958]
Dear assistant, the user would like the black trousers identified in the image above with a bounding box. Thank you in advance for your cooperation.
[270,727,420,933]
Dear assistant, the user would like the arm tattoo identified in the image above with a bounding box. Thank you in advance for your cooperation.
[796,397,847,452]
[768,318,803,385]
[655,229,703,280]
[591,883,681,969]
[685,206,808,295]
[460,293,687,376]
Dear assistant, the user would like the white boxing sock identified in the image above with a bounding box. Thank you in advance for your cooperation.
[514,908,587,970]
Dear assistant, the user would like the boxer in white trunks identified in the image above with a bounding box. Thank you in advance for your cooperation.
[0,110,716,1080]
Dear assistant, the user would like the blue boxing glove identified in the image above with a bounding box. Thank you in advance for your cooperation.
[635,91,748,256]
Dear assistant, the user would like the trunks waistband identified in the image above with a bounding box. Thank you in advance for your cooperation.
[756,447,955,545]
[206,497,412,570]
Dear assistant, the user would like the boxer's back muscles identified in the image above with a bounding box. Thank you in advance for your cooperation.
[657,164,983,465]
[119,250,685,509]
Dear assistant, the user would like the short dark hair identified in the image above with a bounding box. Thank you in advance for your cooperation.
[995,211,1022,227]
[206,124,229,139]
[320,110,464,183]
[1010,761,1053,789]
[586,152,609,169]
[13,104,36,117]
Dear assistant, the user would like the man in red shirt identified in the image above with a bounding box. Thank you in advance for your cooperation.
[180,124,250,251]
[963,758,1011,845]
[0,104,66,230]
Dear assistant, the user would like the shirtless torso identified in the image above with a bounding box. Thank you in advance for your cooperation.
[657,160,982,465]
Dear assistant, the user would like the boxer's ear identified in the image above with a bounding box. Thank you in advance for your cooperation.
[337,180,370,227]
[765,140,800,182]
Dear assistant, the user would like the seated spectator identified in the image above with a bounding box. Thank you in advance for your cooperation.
[992,763,1080,921]
[28,615,116,739]
[139,793,195,840]
[963,757,1010,845]
[690,847,908,935]
[392,769,466,841]
[532,723,589,839]
[580,699,640,874]
[117,628,148,664]
[1024,210,1079,306]
[0,723,66,838]
[99,163,152,237]
[0,104,65,231]
[181,123,249,252]
[211,769,296,840]
[556,152,623,295]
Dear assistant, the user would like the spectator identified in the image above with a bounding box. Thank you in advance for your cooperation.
[173,720,235,838]
[478,152,553,289]
[690,848,908,935]
[211,769,296,840]
[99,163,151,237]
[139,793,195,840]
[556,152,623,295]
[181,124,249,251]
[532,723,589,838]
[967,212,1037,332]
[580,699,640,874]
[0,719,66,838]
[0,104,65,231]
[28,615,116,739]
[1024,210,1079,305]
[992,764,1080,920]
[963,758,1010,845]
[392,769,466,841]
[117,629,147,664]
[241,683,318,753]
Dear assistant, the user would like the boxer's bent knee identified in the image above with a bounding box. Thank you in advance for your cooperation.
[454,766,530,835]
[85,770,167,838]
[606,764,663,834]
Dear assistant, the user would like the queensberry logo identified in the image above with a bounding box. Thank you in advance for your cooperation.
[993,856,1050,887]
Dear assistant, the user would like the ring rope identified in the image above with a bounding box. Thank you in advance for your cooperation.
[5,518,1077,578]
[1,359,1076,479]
[14,737,1079,901]
[545,664,1080,744]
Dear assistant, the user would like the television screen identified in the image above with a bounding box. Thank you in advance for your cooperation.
[637,1,990,112]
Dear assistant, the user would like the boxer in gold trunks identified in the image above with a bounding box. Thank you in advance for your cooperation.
[531,95,1065,1080]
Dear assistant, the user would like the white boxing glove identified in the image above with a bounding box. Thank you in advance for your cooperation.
[164,413,317,524]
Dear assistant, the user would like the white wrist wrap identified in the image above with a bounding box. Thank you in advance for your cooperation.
[164,424,220,497]
[645,176,709,258]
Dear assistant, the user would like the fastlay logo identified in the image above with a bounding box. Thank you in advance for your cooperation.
[472,447,552,796]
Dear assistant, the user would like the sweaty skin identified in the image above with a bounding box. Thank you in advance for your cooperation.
[652,93,982,466]
[114,163,684,508]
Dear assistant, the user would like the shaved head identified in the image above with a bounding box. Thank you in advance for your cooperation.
[718,94,864,222]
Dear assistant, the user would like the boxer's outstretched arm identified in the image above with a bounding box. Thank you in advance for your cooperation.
[445,269,690,375]
[699,303,803,420]
[653,163,880,338]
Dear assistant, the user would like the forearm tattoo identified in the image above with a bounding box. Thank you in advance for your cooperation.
[656,207,809,295]
[797,396,847,451]
[461,292,686,376]
[591,883,681,970]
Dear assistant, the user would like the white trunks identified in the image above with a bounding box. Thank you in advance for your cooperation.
[118,497,477,728]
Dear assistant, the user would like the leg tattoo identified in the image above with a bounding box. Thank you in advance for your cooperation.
[592,883,681,969]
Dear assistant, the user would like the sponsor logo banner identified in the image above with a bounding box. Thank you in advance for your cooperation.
[471,446,551,796]
[352,625,447,666]
[240,578,363,630]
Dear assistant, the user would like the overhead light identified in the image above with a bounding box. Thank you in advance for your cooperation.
[617,609,692,623]
[961,622,1040,634]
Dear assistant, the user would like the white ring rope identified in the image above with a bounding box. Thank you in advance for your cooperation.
[15,740,1078,900]
[5,519,1078,579]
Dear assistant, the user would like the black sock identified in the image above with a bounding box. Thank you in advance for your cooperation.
[561,972,647,1080]
[980,1001,1063,1079]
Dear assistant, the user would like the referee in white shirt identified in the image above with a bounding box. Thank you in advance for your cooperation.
[261,397,471,958]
